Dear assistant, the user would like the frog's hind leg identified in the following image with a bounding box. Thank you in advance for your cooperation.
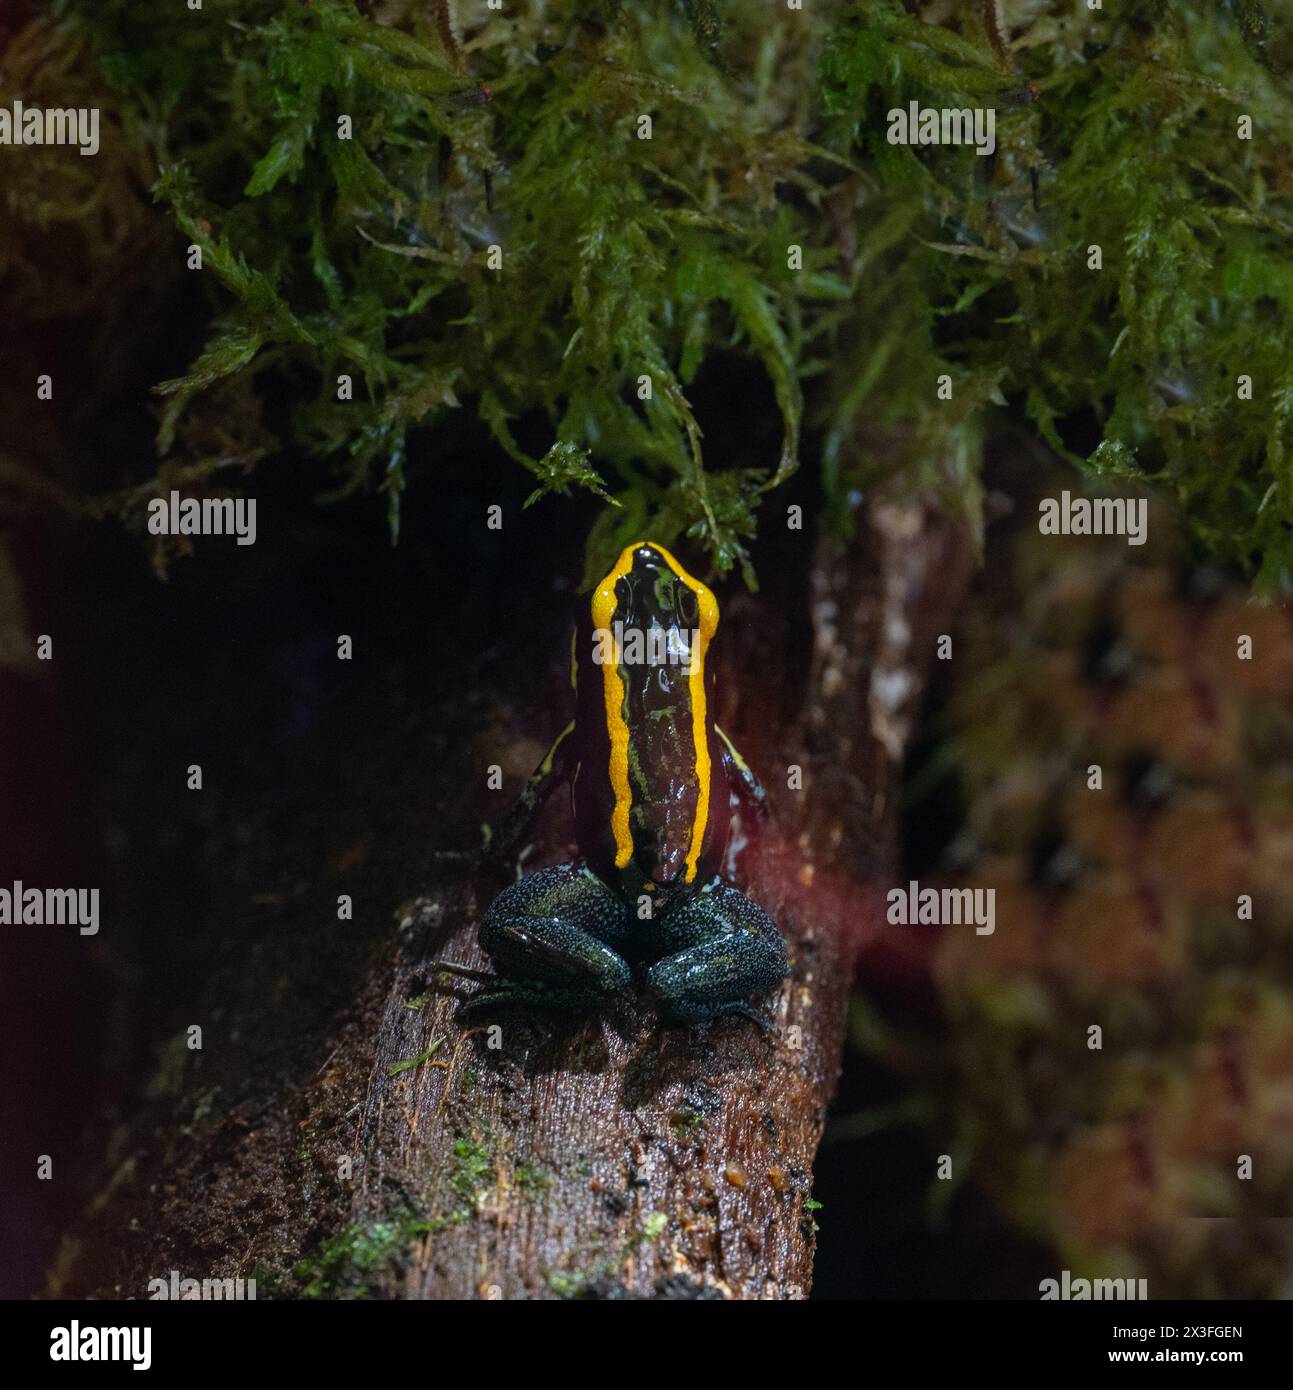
[644,878,788,1027]
[468,862,633,1014]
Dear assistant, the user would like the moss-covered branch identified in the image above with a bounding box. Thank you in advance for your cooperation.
[1,0,1286,585]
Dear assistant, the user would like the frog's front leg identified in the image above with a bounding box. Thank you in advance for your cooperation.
[469,863,633,1014]
[715,724,770,821]
[488,721,575,864]
[644,878,788,1027]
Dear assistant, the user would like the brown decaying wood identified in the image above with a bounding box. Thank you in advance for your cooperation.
[347,513,973,1299]
[54,507,971,1301]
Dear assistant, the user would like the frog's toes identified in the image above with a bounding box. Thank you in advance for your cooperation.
[460,978,615,1017]
[479,913,632,993]
[477,862,633,1000]
[644,880,788,1026]
[644,941,785,1026]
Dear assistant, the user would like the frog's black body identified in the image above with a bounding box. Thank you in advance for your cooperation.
[474,541,788,1026]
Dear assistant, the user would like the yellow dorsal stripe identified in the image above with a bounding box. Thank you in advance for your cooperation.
[592,544,639,869]
[591,540,719,881]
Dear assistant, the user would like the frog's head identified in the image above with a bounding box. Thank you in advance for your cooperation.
[589,536,722,678]
[585,541,721,894]
[593,542,718,650]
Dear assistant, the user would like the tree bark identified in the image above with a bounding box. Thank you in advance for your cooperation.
[345,509,971,1300]
[56,506,971,1301]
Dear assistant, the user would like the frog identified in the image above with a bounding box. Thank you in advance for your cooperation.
[469,540,788,1027]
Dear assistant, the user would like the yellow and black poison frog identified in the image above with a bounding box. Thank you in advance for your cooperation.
[472,541,788,1027]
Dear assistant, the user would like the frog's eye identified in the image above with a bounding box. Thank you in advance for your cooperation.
[676,582,699,625]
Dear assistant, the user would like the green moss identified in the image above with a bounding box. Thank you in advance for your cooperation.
[376,1134,499,1239]
[24,0,1293,587]
[247,1262,282,1299]
[669,1109,704,1141]
[544,1209,670,1297]
[639,1210,669,1240]
[544,1268,591,1299]
[386,1036,445,1077]
[816,0,1293,584]
[405,1211,469,1234]
[449,1135,493,1205]
[293,1220,407,1299]
[803,1195,823,1235]
[513,1164,550,1196]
